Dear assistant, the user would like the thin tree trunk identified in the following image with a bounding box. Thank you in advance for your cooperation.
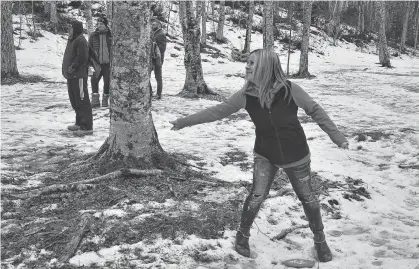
[331,1,343,45]
[415,2,419,51]
[1,1,19,79]
[287,2,293,76]
[84,1,93,35]
[357,2,361,33]
[196,1,202,26]
[50,1,58,33]
[19,2,23,49]
[99,1,163,163]
[263,1,274,50]
[297,0,312,77]
[179,1,211,96]
[201,0,207,46]
[44,1,50,15]
[106,1,113,28]
[376,1,391,67]
[361,2,365,34]
[243,0,254,53]
[216,0,225,42]
[166,2,173,34]
[399,1,410,54]
[211,1,215,33]
[32,1,37,40]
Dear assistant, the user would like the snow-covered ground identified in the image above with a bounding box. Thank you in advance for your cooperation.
[2,8,419,269]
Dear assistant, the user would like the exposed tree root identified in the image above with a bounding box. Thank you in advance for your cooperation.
[10,169,163,199]
[271,224,309,241]
[398,164,419,169]
[59,213,92,263]
[291,72,316,79]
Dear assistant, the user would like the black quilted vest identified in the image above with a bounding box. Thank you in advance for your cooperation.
[244,83,310,165]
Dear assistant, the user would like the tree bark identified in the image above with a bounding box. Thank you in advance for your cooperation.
[263,1,274,50]
[216,0,225,42]
[201,0,207,46]
[84,1,94,35]
[376,1,391,67]
[1,2,19,79]
[296,0,312,77]
[98,1,163,164]
[179,1,211,96]
[243,0,254,53]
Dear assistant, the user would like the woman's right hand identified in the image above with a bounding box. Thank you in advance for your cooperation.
[170,120,181,131]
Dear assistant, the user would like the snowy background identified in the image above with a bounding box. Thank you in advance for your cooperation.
[2,3,419,269]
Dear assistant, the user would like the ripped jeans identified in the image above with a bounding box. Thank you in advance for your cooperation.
[239,155,324,237]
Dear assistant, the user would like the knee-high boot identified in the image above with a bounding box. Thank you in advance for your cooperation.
[302,201,332,262]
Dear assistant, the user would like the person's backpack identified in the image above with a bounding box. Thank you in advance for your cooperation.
[88,45,101,77]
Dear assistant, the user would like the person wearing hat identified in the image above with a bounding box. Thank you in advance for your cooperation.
[88,16,112,107]
[62,19,93,134]
[150,17,167,100]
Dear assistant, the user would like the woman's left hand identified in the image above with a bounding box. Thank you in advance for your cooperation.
[170,120,181,131]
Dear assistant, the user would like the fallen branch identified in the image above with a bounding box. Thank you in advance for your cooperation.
[11,169,163,199]
[24,227,46,237]
[270,224,309,241]
[201,43,221,53]
[398,164,419,169]
[59,214,92,263]
[169,175,219,186]
[173,159,206,170]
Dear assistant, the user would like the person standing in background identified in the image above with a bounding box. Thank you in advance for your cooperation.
[89,16,112,107]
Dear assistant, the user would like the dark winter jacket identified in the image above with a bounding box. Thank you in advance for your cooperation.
[62,21,89,79]
[152,28,167,64]
[88,28,112,64]
[173,81,348,167]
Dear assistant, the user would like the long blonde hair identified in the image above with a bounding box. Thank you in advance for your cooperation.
[244,49,291,109]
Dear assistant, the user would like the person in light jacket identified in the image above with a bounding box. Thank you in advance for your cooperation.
[170,49,349,262]
[149,17,167,100]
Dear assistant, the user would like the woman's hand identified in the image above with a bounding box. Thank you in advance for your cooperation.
[340,142,349,149]
[170,120,181,131]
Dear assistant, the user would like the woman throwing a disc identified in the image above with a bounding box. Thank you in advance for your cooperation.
[170,49,349,262]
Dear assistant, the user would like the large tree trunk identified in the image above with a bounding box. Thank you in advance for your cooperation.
[50,1,58,33]
[376,1,391,67]
[243,0,254,53]
[399,1,410,54]
[296,0,312,77]
[201,0,207,46]
[179,1,211,97]
[1,2,19,79]
[84,1,94,35]
[216,0,225,42]
[263,1,274,50]
[97,1,163,163]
